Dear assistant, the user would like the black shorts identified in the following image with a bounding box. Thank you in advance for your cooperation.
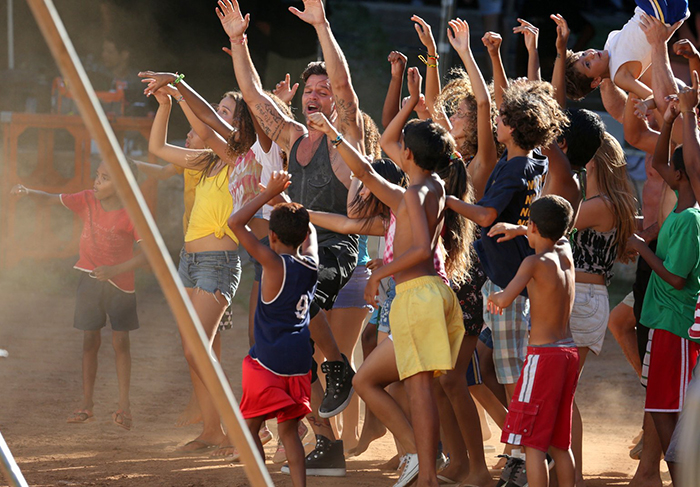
[74,272,139,332]
[310,242,358,317]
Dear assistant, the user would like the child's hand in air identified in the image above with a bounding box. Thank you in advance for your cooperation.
[10,184,28,197]
[488,222,527,243]
[274,74,299,105]
[406,67,423,106]
[514,18,539,53]
[482,32,503,57]
[551,14,570,53]
[139,71,177,96]
[447,18,471,53]
[150,89,171,105]
[288,0,327,27]
[674,39,700,60]
[216,0,250,41]
[414,94,430,120]
[487,292,505,315]
[663,95,681,123]
[679,71,700,113]
[388,51,408,79]
[307,112,336,136]
[263,171,292,198]
[412,15,437,52]
[364,275,381,306]
[92,265,119,281]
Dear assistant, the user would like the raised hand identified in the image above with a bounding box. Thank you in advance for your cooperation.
[674,39,700,59]
[414,94,430,119]
[514,18,539,52]
[274,73,300,105]
[481,31,503,57]
[447,18,471,53]
[10,184,28,197]
[307,112,336,136]
[411,15,437,52]
[151,88,172,105]
[216,0,250,41]
[550,14,570,53]
[406,67,423,104]
[263,171,292,197]
[663,95,681,123]
[388,51,408,79]
[679,70,700,112]
[639,12,684,46]
[289,0,327,27]
[139,71,177,96]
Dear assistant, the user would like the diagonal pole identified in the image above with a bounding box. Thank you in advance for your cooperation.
[0,431,29,487]
[24,1,272,486]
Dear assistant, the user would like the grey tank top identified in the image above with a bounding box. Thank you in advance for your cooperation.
[287,134,358,252]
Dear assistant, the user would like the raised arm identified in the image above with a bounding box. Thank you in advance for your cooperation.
[482,32,508,108]
[308,112,405,211]
[541,142,581,220]
[600,78,627,124]
[10,185,61,205]
[132,160,180,181]
[448,18,497,199]
[290,0,364,148]
[674,39,700,80]
[551,14,570,108]
[640,12,684,116]
[380,67,422,166]
[679,71,700,196]
[651,98,680,185]
[308,210,385,236]
[412,15,443,124]
[514,18,541,81]
[382,51,407,129]
[147,90,208,167]
[217,0,306,152]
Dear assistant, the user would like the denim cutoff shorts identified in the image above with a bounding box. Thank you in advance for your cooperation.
[178,248,242,306]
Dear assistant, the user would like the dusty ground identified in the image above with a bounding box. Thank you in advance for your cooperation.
[0,266,668,487]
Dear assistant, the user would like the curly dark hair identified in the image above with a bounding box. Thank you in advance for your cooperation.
[564,50,596,101]
[270,202,310,248]
[499,81,569,151]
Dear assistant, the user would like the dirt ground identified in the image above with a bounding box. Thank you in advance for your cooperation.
[0,268,669,487]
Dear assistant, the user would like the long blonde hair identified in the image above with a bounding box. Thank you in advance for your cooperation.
[592,133,638,259]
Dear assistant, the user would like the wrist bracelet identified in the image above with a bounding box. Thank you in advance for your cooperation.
[418,54,438,68]
[230,34,247,45]
[175,95,184,104]
[173,73,185,84]
[331,133,344,147]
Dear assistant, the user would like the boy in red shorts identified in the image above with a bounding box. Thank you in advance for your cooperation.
[487,195,578,487]
[11,161,145,430]
[229,171,318,487]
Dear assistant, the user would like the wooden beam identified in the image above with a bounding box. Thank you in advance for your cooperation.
[24,1,272,486]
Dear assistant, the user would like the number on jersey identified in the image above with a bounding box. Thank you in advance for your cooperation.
[295,294,310,320]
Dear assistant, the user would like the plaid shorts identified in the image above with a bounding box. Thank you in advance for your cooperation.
[482,279,530,384]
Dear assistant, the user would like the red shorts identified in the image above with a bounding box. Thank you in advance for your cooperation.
[501,343,579,452]
[644,329,700,412]
[239,355,312,423]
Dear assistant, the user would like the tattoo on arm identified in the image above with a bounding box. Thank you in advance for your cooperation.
[254,102,286,143]
[336,97,358,134]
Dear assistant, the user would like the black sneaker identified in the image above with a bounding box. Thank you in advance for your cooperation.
[495,454,527,487]
[319,354,355,418]
[281,435,346,477]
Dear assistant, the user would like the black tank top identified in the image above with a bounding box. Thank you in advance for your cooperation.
[287,134,359,253]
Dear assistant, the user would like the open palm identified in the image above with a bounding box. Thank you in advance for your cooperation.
[289,0,326,27]
[216,0,250,39]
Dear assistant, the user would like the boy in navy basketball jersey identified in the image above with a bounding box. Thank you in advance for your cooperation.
[229,171,317,487]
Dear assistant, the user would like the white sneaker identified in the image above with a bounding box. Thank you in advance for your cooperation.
[394,453,419,487]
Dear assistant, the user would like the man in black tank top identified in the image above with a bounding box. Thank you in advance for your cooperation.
[218,0,365,475]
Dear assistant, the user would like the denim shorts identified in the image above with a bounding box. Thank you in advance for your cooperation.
[377,278,397,334]
[178,248,242,306]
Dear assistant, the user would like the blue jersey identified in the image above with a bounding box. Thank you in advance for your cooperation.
[250,254,318,376]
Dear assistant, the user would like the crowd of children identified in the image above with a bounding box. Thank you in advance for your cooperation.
[12,0,700,485]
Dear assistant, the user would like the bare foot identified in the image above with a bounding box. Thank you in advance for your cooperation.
[175,395,202,427]
[627,470,663,487]
[347,422,386,457]
[379,454,401,470]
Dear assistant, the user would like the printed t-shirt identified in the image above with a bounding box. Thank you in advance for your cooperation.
[641,205,700,342]
[60,190,141,293]
[474,151,547,295]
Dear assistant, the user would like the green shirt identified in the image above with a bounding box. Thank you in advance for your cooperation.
[641,206,700,342]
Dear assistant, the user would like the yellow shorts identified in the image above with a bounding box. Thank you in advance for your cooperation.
[390,275,465,380]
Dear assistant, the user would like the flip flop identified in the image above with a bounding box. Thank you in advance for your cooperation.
[67,409,94,424]
[176,439,217,453]
[112,410,132,431]
[437,475,459,485]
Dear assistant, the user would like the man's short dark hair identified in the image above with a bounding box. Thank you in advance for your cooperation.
[561,108,606,169]
[301,61,328,83]
[529,195,573,241]
[269,202,310,248]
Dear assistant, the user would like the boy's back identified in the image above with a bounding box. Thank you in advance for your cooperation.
[526,240,575,346]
